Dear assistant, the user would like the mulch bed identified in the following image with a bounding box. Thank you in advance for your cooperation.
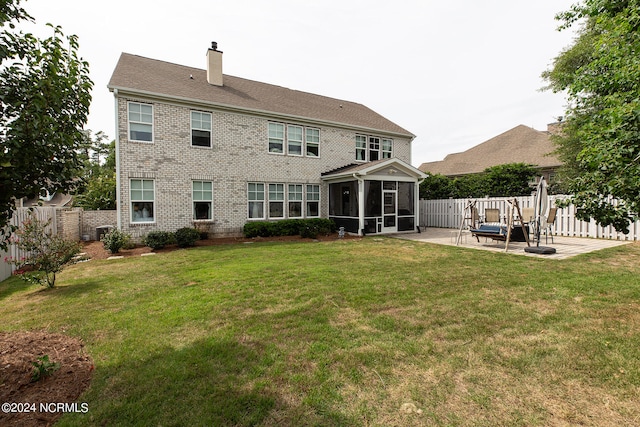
[0,331,93,427]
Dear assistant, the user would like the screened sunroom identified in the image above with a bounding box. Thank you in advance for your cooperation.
[322,158,427,235]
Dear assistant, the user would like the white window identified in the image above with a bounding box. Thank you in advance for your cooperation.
[306,185,320,217]
[130,179,155,222]
[191,111,212,147]
[269,123,285,153]
[128,102,153,142]
[356,135,367,161]
[306,128,320,157]
[288,184,303,218]
[193,181,213,220]
[382,138,393,158]
[369,137,380,161]
[248,183,265,219]
[356,134,392,161]
[287,125,303,156]
[268,184,285,218]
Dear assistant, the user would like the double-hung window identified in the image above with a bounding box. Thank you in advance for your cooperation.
[269,122,320,157]
[356,135,367,161]
[191,111,212,147]
[248,183,265,219]
[287,125,303,156]
[288,184,303,218]
[306,128,320,157]
[306,185,320,217]
[193,181,213,220]
[356,134,393,161]
[269,123,285,153]
[268,184,285,218]
[382,138,393,158]
[130,179,155,222]
[128,102,153,142]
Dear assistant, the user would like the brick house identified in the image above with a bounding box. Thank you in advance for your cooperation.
[107,43,425,239]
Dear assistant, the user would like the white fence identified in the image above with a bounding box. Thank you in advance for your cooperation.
[0,207,58,282]
[419,195,640,241]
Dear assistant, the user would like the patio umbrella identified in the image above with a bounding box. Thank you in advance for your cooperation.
[533,176,548,244]
[525,176,556,254]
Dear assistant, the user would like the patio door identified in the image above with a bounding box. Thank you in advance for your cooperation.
[382,183,397,233]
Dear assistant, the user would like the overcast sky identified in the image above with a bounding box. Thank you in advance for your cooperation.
[22,0,578,167]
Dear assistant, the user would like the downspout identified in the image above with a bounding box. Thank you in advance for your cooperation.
[113,89,121,230]
[353,173,365,236]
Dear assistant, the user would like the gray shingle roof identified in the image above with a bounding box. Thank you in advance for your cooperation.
[108,53,414,138]
[419,125,561,176]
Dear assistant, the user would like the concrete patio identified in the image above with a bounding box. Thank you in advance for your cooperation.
[392,227,633,260]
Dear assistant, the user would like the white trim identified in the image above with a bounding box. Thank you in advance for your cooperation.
[127,102,154,143]
[130,178,156,224]
[190,110,213,148]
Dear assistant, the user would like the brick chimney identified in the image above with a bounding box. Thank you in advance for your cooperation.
[206,41,223,86]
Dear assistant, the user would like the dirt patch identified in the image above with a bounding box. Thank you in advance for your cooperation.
[0,331,93,427]
[82,232,361,260]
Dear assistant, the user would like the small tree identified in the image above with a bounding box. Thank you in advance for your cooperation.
[7,214,80,288]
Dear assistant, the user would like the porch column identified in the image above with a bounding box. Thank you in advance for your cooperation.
[415,181,421,231]
[358,178,365,235]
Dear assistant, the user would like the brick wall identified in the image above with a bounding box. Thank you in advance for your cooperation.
[116,96,414,240]
[81,210,117,240]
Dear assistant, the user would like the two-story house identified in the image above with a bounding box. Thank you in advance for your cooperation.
[107,42,425,240]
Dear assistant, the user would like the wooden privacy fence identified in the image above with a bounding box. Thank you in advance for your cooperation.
[419,196,640,241]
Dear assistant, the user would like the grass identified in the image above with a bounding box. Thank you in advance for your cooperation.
[1,237,640,426]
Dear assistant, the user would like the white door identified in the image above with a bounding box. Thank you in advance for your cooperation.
[382,189,397,233]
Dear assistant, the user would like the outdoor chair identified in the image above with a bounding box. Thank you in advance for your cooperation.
[521,207,534,224]
[484,208,500,223]
[542,207,557,244]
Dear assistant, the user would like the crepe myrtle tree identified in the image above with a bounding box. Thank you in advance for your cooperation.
[542,0,640,233]
[0,0,93,249]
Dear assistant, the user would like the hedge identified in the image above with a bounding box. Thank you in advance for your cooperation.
[243,219,336,239]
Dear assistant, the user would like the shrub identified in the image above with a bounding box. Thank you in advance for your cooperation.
[143,231,175,250]
[101,229,131,254]
[174,227,200,247]
[6,214,81,288]
[31,355,60,382]
[243,219,336,238]
[300,219,335,239]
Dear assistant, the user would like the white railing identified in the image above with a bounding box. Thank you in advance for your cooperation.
[419,196,639,241]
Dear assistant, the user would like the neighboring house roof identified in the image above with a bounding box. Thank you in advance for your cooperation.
[419,124,562,176]
[108,53,414,138]
[21,192,73,208]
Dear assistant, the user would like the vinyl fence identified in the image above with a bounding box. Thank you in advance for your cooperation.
[0,207,117,282]
[0,207,58,282]
[419,195,640,241]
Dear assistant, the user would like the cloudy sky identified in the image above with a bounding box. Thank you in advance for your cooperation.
[21,0,578,167]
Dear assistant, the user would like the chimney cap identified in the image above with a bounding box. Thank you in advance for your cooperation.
[211,41,218,51]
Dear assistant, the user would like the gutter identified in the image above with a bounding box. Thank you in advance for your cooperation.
[107,86,415,141]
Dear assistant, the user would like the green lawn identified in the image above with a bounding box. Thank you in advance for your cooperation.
[1,237,640,426]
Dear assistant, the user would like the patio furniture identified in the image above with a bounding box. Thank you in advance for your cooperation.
[542,207,557,244]
[484,208,500,223]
